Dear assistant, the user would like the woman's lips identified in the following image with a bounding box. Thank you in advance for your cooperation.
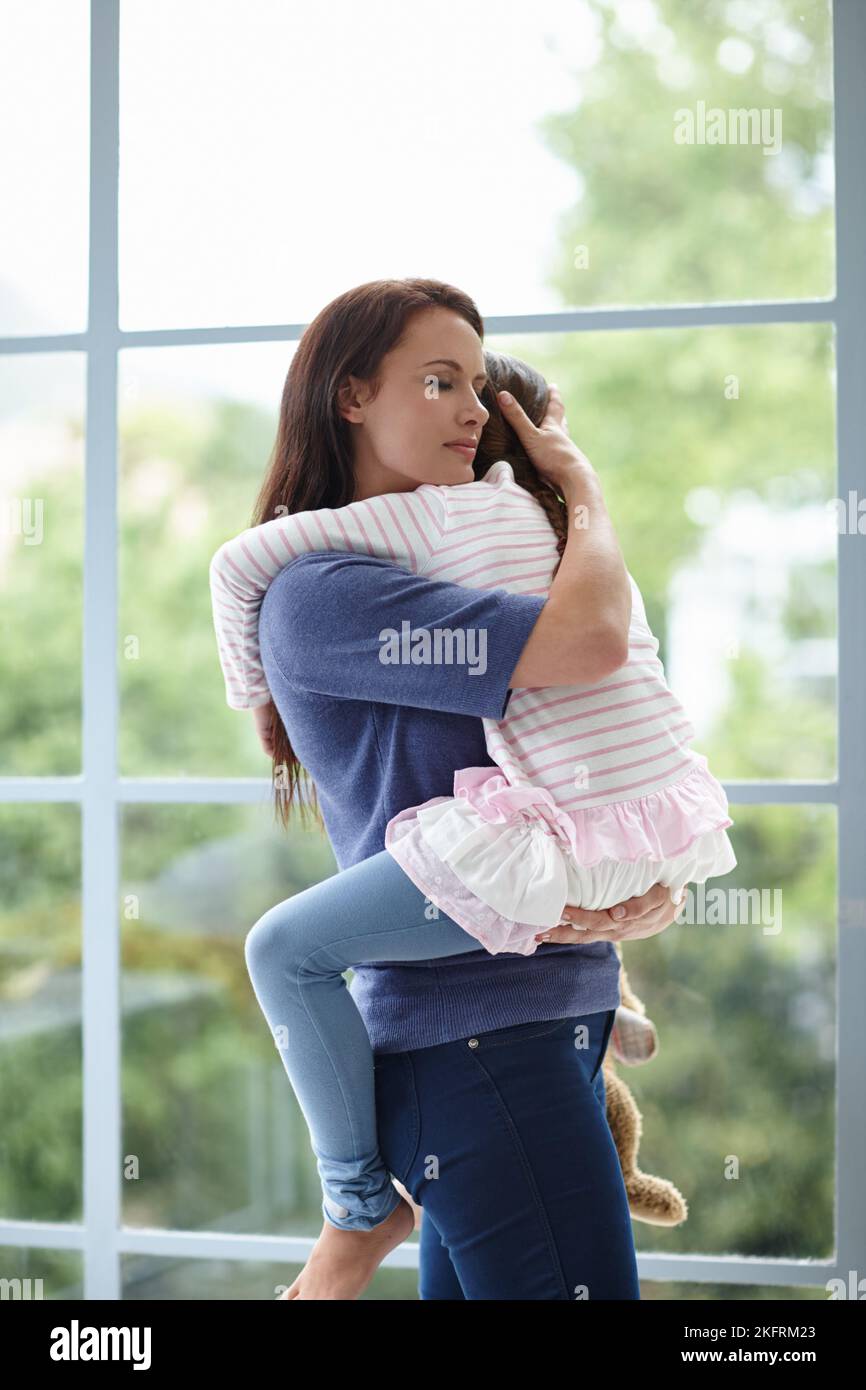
[444,444,476,460]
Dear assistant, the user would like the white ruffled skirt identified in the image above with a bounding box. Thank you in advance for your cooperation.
[384,754,737,957]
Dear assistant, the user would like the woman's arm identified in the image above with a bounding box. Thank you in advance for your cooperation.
[509,464,631,687]
[209,486,448,710]
[499,387,632,688]
[535,881,685,944]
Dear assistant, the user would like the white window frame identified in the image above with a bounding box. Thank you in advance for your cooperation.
[0,0,863,1299]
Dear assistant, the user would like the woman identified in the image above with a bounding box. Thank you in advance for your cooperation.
[245,277,681,1299]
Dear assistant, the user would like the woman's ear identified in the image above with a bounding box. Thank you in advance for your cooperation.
[336,374,368,424]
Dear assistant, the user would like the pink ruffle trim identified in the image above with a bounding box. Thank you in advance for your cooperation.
[446,755,732,869]
[382,755,737,955]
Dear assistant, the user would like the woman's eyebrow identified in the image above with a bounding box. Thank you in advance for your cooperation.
[421,357,489,384]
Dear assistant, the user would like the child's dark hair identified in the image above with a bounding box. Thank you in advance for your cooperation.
[473,350,569,575]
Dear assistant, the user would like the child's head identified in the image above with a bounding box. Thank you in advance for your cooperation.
[474,350,568,563]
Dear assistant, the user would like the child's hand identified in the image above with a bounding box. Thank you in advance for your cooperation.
[252,702,276,757]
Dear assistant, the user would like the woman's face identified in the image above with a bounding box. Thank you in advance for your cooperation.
[340,306,491,497]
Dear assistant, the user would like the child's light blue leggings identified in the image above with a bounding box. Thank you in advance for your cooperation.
[243,847,489,1232]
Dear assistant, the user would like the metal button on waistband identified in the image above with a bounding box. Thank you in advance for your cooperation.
[468,1038,479,1048]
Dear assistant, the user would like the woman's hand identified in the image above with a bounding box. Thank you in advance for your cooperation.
[252,702,276,757]
[498,383,594,494]
[534,882,686,946]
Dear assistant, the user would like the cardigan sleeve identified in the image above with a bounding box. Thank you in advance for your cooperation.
[259,551,547,720]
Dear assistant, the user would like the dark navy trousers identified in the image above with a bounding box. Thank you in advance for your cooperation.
[375,1008,641,1300]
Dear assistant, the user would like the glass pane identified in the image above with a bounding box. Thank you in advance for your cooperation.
[0,805,82,1224]
[630,804,836,1261]
[120,322,836,781]
[121,801,342,1238]
[0,0,89,336]
[0,354,85,775]
[0,1247,82,1301]
[119,0,833,329]
[118,342,291,776]
[487,320,837,781]
[120,800,834,1264]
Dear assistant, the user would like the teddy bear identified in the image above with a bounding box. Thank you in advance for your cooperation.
[605,942,688,1226]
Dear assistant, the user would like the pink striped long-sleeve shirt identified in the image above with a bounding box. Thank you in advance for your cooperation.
[209,459,700,811]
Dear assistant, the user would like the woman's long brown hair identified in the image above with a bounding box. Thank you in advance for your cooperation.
[250,278,569,832]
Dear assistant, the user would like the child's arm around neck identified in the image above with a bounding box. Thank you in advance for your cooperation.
[209,485,451,711]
